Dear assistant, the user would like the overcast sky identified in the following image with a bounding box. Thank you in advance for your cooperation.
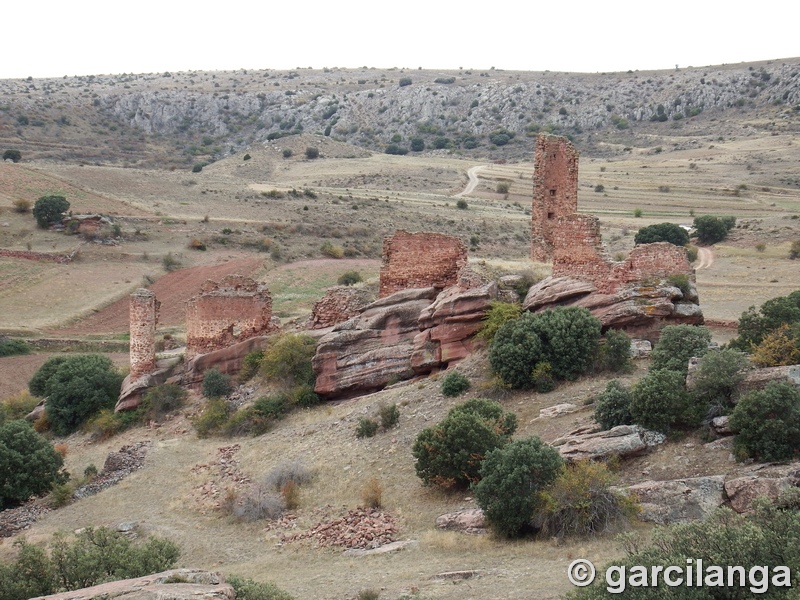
[4,1,798,79]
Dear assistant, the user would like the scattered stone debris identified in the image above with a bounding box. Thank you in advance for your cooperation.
[432,570,480,581]
[0,499,51,538]
[281,508,399,549]
[74,442,152,499]
[190,445,251,513]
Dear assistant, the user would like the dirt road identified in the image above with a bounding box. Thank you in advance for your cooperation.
[454,165,486,197]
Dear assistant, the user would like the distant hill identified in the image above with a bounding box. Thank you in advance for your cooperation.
[1,59,800,167]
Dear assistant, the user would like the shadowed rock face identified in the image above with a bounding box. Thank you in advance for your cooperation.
[313,281,498,399]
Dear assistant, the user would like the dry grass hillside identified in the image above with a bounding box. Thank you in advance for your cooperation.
[0,61,799,600]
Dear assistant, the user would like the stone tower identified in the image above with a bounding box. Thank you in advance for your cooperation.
[530,133,580,262]
[129,288,160,381]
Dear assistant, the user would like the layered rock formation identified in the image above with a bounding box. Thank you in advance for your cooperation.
[523,275,703,341]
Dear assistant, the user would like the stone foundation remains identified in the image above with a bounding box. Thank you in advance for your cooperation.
[531,133,579,262]
[309,286,375,329]
[128,289,160,381]
[185,274,277,359]
[379,231,467,298]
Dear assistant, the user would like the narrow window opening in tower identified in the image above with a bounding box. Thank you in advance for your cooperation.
[549,189,556,197]
[547,212,554,219]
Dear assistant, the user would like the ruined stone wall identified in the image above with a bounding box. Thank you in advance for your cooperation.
[129,289,160,381]
[551,215,692,293]
[185,274,276,359]
[309,286,375,329]
[379,231,468,298]
[531,134,579,262]
[0,247,77,263]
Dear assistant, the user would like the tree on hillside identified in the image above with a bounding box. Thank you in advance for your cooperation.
[2,149,22,163]
[693,215,735,245]
[634,222,689,246]
[32,195,70,229]
[0,420,67,509]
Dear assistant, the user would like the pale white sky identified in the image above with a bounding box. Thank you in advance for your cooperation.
[4,0,798,79]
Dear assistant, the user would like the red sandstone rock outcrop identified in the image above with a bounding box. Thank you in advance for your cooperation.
[411,281,498,372]
[379,231,467,298]
[523,275,703,341]
[627,476,726,525]
[552,424,666,462]
[313,287,438,397]
[185,274,278,359]
[309,285,375,329]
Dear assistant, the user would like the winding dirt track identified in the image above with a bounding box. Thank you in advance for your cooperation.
[454,165,486,197]
[696,247,715,270]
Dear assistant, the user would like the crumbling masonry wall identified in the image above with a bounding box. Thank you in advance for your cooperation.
[129,289,160,381]
[551,214,692,294]
[531,133,579,262]
[379,231,468,298]
[309,286,375,329]
[185,274,276,359]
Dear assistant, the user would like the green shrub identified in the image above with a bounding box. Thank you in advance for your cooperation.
[305,147,319,159]
[412,398,516,488]
[0,337,30,357]
[337,270,362,286]
[226,575,295,600]
[193,398,230,437]
[2,149,21,163]
[532,361,555,393]
[398,77,412,87]
[291,385,320,408]
[140,383,186,422]
[634,222,689,246]
[594,184,605,193]
[440,371,470,397]
[379,403,400,429]
[478,301,522,342]
[730,290,800,351]
[260,334,317,391]
[750,324,800,367]
[730,382,800,462]
[456,198,468,209]
[202,368,232,398]
[596,329,632,373]
[161,252,181,272]
[384,144,408,155]
[0,420,67,509]
[473,436,562,537]
[252,394,289,420]
[689,349,751,413]
[593,380,633,430]
[650,324,712,374]
[239,350,264,382]
[282,148,293,158]
[489,307,601,389]
[0,391,40,424]
[685,244,699,262]
[630,369,691,433]
[496,181,510,194]
[666,273,691,297]
[538,460,638,538]
[356,417,378,438]
[32,195,70,228]
[243,153,251,161]
[790,239,800,259]
[0,528,180,599]
[320,241,344,258]
[191,163,204,173]
[410,137,425,152]
[570,499,800,599]
[30,355,123,436]
[693,214,736,244]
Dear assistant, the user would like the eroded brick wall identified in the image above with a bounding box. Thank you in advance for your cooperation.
[0,248,74,263]
[309,286,375,329]
[129,289,160,381]
[379,231,468,298]
[551,215,692,293]
[185,274,276,359]
[531,134,579,262]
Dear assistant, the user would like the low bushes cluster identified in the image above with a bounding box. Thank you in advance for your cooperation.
[0,527,180,600]
[412,398,516,488]
[440,371,470,397]
[593,380,633,430]
[0,337,30,357]
[488,307,601,390]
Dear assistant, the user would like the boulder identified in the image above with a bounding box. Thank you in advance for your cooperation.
[630,339,652,358]
[537,403,579,419]
[738,365,800,396]
[724,476,791,513]
[711,415,732,435]
[552,424,665,462]
[435,508,486,534]
[628,476,726,524]
[313,288,438,398]
[412,282,498,371]
[180,335,272,389]
[523,276,703,342]
[32,569,234,600]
